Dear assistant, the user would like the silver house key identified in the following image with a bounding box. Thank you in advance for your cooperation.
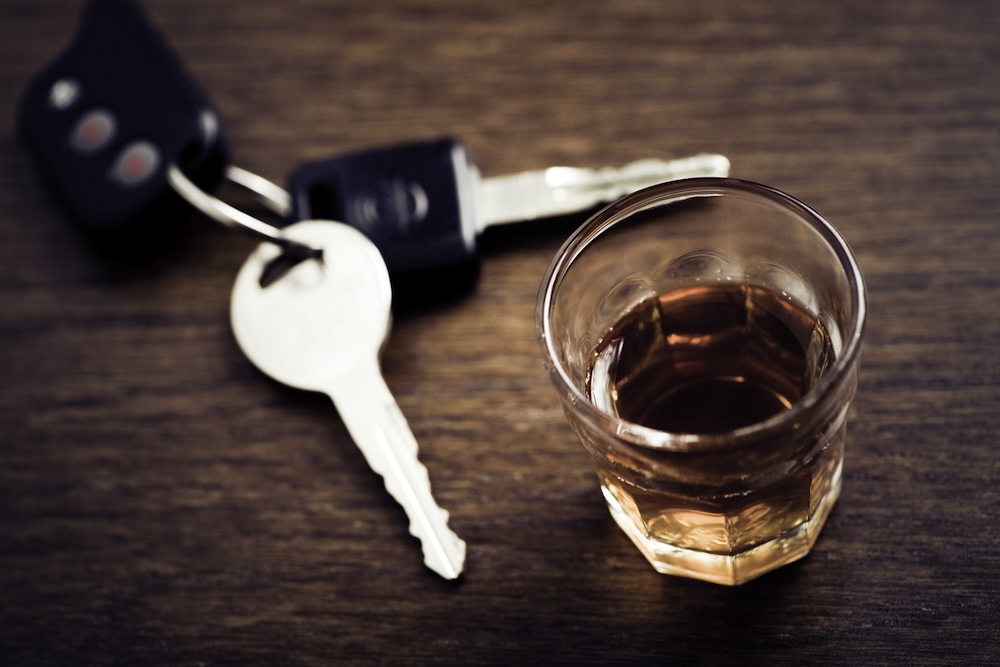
[230,220,466,579]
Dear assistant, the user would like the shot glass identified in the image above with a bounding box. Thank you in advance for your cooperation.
[536,178,866,585]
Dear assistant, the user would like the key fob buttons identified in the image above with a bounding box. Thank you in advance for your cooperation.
[69,108,117,153]
[17,0,229,233]
[49,78,83,110]
[111,140,160,187]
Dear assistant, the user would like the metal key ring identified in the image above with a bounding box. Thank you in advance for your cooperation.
[223,165,292,218]
[167,164,321,259]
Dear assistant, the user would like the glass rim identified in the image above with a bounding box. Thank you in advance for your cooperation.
[536,177,867,452]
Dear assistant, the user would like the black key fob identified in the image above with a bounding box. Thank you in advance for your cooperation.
[289,137,479,274]
[17,0,228,235]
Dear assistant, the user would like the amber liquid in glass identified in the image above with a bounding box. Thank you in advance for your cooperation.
[590,283,835,433]
[587,284,842,584]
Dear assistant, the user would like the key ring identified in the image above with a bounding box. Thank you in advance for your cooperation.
[167,164,321,260]
[224,165,292,217]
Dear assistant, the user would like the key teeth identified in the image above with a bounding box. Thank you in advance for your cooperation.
[409,508,466,579]
[379,468,465,579]
[406,515,466,580]
[329,372,465,579]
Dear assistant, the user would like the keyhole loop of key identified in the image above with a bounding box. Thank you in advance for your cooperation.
[167,163,324,286]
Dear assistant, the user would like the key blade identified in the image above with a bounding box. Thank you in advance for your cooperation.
[328,366,466,580]
[476,153,730,229]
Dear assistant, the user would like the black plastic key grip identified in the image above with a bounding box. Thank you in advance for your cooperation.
[289,138,479,274]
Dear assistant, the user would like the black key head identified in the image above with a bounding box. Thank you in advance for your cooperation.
[289,137,479,274]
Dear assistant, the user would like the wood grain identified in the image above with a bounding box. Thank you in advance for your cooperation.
[2,0,998,664]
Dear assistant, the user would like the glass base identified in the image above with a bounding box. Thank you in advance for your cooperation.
[602,472,842,586]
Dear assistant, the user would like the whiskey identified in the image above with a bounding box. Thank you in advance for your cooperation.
[589,283,835,434]
[586,283,844,584]
[537,179,866,584]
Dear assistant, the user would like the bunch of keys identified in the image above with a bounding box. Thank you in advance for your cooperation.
[17,0,731,579]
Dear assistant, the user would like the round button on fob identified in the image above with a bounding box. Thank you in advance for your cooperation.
[49,78,82,110]
[69,108,117,153]
[110,140,160,187]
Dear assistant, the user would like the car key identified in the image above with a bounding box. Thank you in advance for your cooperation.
[230,220,466,580]
[17,0,320,261]
[17,0,229,236]
[289,137,730,274]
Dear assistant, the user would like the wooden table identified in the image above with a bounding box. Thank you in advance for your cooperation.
[2,1,998,664]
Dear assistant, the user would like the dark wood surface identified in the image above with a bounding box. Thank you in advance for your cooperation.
[2,1,998,664]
